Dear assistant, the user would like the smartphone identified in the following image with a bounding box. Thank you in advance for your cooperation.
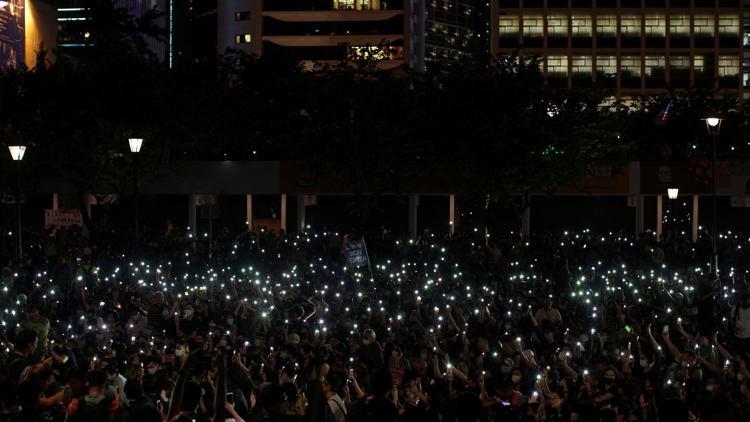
[226,392,234,404]
[624,325,632,333]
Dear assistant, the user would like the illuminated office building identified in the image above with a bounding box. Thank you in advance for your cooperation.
[218,0,491,71]
[491,0,749,97]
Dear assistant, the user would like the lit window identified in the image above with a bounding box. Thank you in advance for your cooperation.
[693,56,705,73]
[523,15,544,37]
[620,15,641,36]
[596,15,617,36]
[718,15,740,36]
[644,56,666,76]
[670,56,689,67]
[644,15,665,36]
[596,56,617,75]
[571,15,592,36]
[669,15,690,36]
[693,15,715,36]
[718,56,739,76]
[333,0,382,10]
[621,56,642,76]
[235,11,250,21]
[498,16,520,35]
[547,14,568,36]
[572,56,592,75]
[546,56,569,75]
[235,34,252,44]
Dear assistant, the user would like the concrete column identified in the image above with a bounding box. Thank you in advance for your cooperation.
[409,195,419,239]
[52,193,59,210]
[246,194,253,231]
[521,195,531,238]
[692,195,699,243]
[188,194,197,234]
[297,195,306,232]
[280,194,287,232]
[635,195,645,235]
[449,194,456,236]
[656,195,663,240]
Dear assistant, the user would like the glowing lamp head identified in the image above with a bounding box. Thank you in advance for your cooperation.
[667,188,679,200]
[128,138,143,153]
[704,117,722,135]
[8,145,26,161]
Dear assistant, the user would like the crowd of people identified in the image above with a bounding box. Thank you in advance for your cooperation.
[0,222,749,421]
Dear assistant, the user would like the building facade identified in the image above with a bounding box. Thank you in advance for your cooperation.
[491,0,749,97]
[218,0,413,69]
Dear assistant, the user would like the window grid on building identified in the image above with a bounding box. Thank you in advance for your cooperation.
[572,56,593,75]
[620,15,642,36]
[596,15,617,36]
[547,56,569,75]
[694,15,715,36]
[571,15,592,36]
[719,56,740,76]
[644,15,666,36]
[523,15,544,36]
[498,15,520,35]
[547,15,569,36]
[669,15,690,36]
[644,56,666,76]
[596,56,617,75]
[621,56,642,77]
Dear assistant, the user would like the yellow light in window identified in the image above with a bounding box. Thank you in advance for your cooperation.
[669,15,690,36]
[571,15,592,37]
[596,15,617,36]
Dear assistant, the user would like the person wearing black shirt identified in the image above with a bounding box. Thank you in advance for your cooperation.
[8,329,38,382]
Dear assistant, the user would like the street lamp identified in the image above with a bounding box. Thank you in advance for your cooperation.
[128,138,143,153]
[667,188,679,200]
[0,2,9,8]
[704,117,722,276]
[8,145,26,263]
[128,138,142,246]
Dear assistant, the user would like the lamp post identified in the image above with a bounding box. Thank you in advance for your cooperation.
[666,188,679,239]
[128,138,143,246]
[8,145,26,263]
[704,117,722,276]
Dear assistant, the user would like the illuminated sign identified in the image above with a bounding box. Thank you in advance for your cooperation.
[0,0,23,68]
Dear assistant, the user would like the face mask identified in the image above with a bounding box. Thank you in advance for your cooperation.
[511,375,522,384]
[184,309,193,318]
[146,367,158,375]
[501,366,511,375]
[175,350,183,358]
[226,318,234,325]
[219,339,228,347]
[504,323,512,331]
[640,359,648,367]
[280,352,289,359]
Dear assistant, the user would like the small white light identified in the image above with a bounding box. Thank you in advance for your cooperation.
[706,117,720,127]
[667,188,679,200]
